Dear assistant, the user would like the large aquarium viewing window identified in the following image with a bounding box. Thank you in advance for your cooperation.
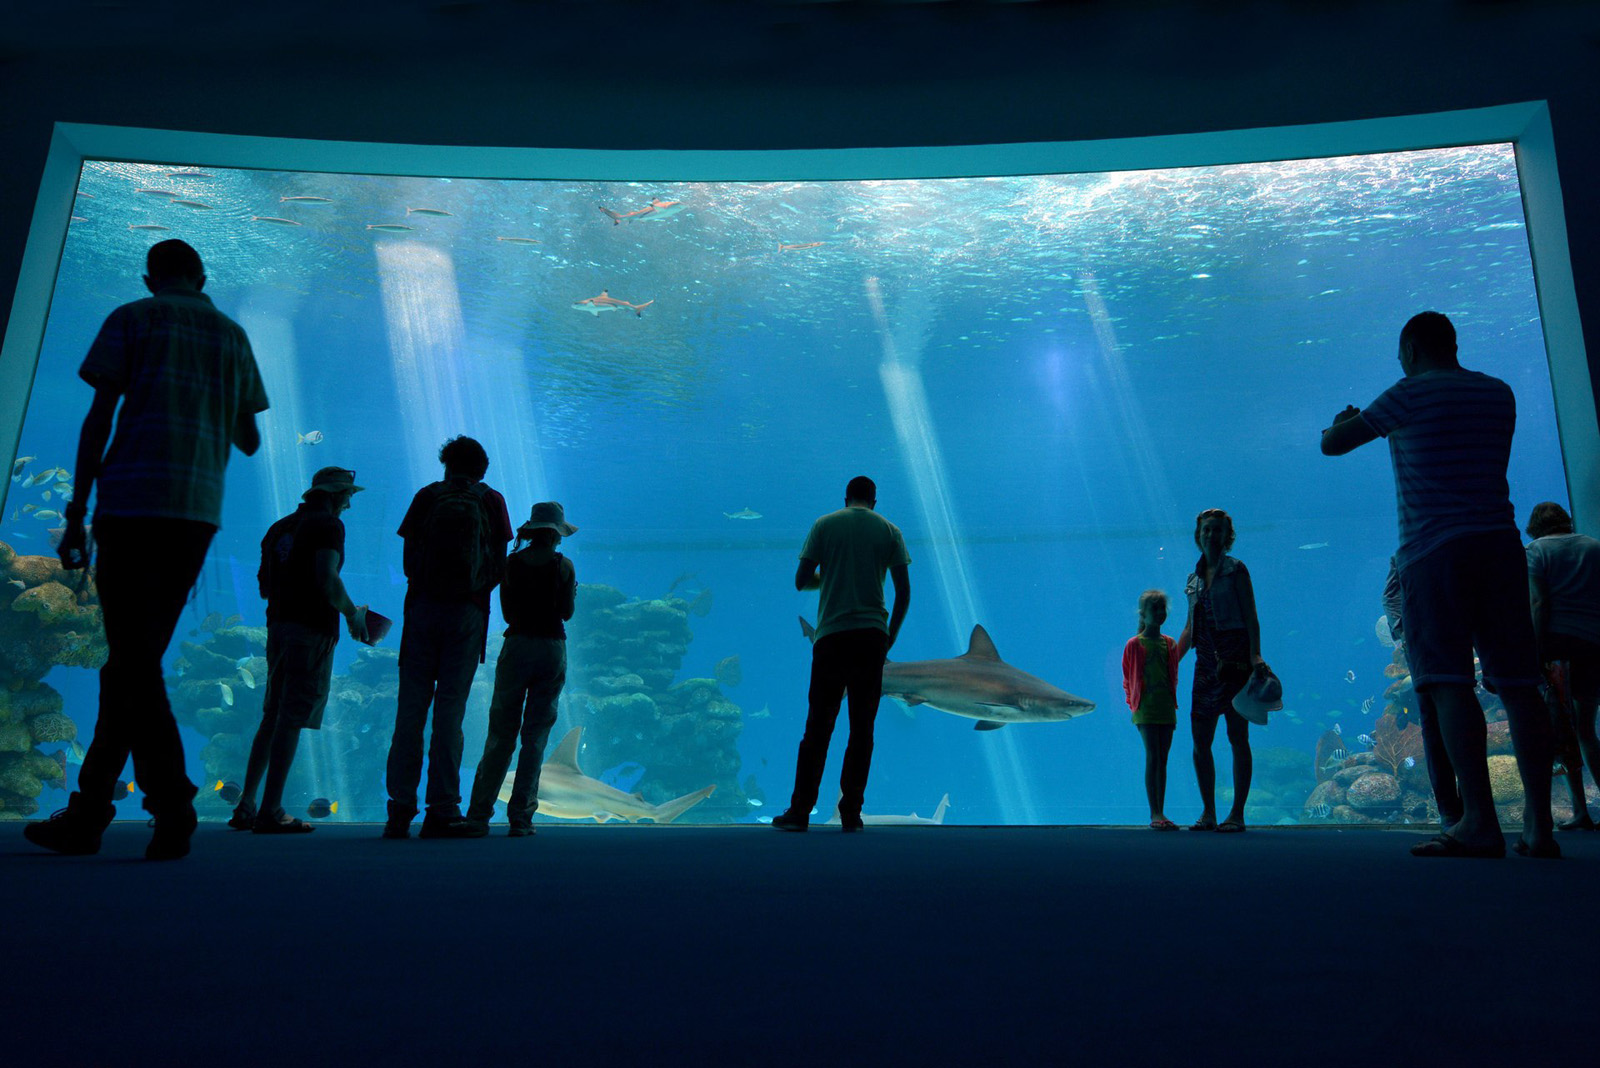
[0,106,1591,826]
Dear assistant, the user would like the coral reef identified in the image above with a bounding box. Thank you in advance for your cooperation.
[562,583,750,821]
[0,539,104,817]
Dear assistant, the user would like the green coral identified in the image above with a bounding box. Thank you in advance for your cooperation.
[1487,754,1524,803]
[26,710,76,744]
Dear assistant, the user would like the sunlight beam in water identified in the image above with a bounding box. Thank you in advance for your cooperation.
[867,276,1039,824]
[237,290,309,519]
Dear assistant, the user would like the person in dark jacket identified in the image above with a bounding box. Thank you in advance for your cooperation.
[463,502,579,837]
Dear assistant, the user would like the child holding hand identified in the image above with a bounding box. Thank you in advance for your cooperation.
[1122,589,1181,830]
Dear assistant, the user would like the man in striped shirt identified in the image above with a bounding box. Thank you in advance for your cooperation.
[1322,311,1556,859]
[24,240,269,861]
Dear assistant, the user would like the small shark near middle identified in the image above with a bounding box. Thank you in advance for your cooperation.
[500,726,715,823]
[801,618,1095,730]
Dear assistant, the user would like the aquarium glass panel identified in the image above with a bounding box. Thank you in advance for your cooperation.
[0,145,1568,826]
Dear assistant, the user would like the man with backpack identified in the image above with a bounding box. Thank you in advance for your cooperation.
[384,436,513,839]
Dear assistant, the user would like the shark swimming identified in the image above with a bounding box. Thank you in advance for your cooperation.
[824,790,951,826]
[572,290,655,317]
[800,617,1095,730]
[597,198,684,225]
[500,726,715,823]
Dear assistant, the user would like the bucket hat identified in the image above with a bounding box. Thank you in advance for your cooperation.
[518,501,578,538]
[1231,666,1284,725]
[303,467,363,500]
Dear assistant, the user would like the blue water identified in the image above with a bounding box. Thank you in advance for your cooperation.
[1,145,1566,824]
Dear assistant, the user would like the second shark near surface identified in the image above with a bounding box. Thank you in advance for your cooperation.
[800,618,1095,730]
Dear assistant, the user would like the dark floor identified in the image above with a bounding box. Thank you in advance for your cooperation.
[5,822,1593,1066]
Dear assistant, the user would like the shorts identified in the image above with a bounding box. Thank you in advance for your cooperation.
[1398,528,1541,693]
[263,621,337,731]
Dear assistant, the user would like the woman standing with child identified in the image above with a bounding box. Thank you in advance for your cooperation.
[1122,590,1181,830]
[1177,508,1267,833]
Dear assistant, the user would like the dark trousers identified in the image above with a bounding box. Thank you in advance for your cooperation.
[787,627,890,821]
[386,592,487,820]
[1415,690,1463,826]
[467,635,565,825]
[76,516,214,818]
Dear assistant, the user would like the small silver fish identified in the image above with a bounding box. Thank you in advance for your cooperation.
[172,200,213,210]
[237,667,256,690]
[251,216,303,226]
[34,509,60,521]
[6,579,24,591]
[137,189,179,197]
[496,236,541,244]
[1345,670,1356,683]
[167,171,214,179]
[406,207,453,216]
[1356,733,1375,747]
[366,224,413,232]
[297,430,324,445]
[280,196,333,204]
[128,224,171,231]
[40,490,51,502]
[1403,757,1416,769]
[219,682,234,707]
[1333,723,1343,736]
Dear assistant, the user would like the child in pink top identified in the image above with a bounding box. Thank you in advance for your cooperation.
[1122,589,1181,829]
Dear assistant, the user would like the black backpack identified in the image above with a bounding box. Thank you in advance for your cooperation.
[418,479,494,600]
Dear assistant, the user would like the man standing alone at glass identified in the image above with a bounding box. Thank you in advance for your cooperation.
[773,476,911,832]
[25,239,269,861]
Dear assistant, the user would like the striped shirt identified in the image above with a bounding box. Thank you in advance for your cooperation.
[79,288,269,528]
[1360,368,1516,569]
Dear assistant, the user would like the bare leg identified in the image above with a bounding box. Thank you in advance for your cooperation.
[1191,713,1219,827]
[1223,712,1252,826]
[1427,683,1502,847]
[1499,684,1555,847]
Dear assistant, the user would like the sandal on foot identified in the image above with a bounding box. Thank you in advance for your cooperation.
[253,815,314,834]
[1513,838,1562,859]
[1189,818,1217,832]
[1150,818,1179,831]
[1557,815,1595,832]
[1216,819,1246,833]
[1410,833,1504,858]
[227,806,257,831]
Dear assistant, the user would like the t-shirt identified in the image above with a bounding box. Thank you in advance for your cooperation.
[799,505,911,641]
[1526,532,1600,645]
[259,505,346,636]
[1137,636,1178,725]
[397,479,513,611]
[78,288,270,528]
[501,550,577,640]
[1360,368,1517,570]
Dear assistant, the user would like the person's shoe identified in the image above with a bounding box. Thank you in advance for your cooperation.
[144,803,198,861]
[1558,814,1595,831]
[840,818,865,833]
[771,811,808,832]
[22,793,113,855]
[419,816,480,839]
[458,819,490,838]
[227,804,257,831]
[508,824,536,838]
[383,801,415,839]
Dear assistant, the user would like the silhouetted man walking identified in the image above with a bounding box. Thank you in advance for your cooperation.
[25,239,268,861]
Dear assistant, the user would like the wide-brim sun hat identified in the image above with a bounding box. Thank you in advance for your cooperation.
[519,501,578,538]
[303,466,364,500]
[1231,667,1284,726]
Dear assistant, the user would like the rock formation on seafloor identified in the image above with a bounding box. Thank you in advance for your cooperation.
[0,539,106,817]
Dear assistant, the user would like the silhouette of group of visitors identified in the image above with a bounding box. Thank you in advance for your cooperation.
[17,241,1595,862]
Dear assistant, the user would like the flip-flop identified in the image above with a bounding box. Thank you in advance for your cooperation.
[1513,838,1562,859]
[1150,819,1179,831]
[1189,818,1217,832]
[253,816,314,835]
[1410,833,1504,859]
[1216,820,1246,834]
[227,808,256,831]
